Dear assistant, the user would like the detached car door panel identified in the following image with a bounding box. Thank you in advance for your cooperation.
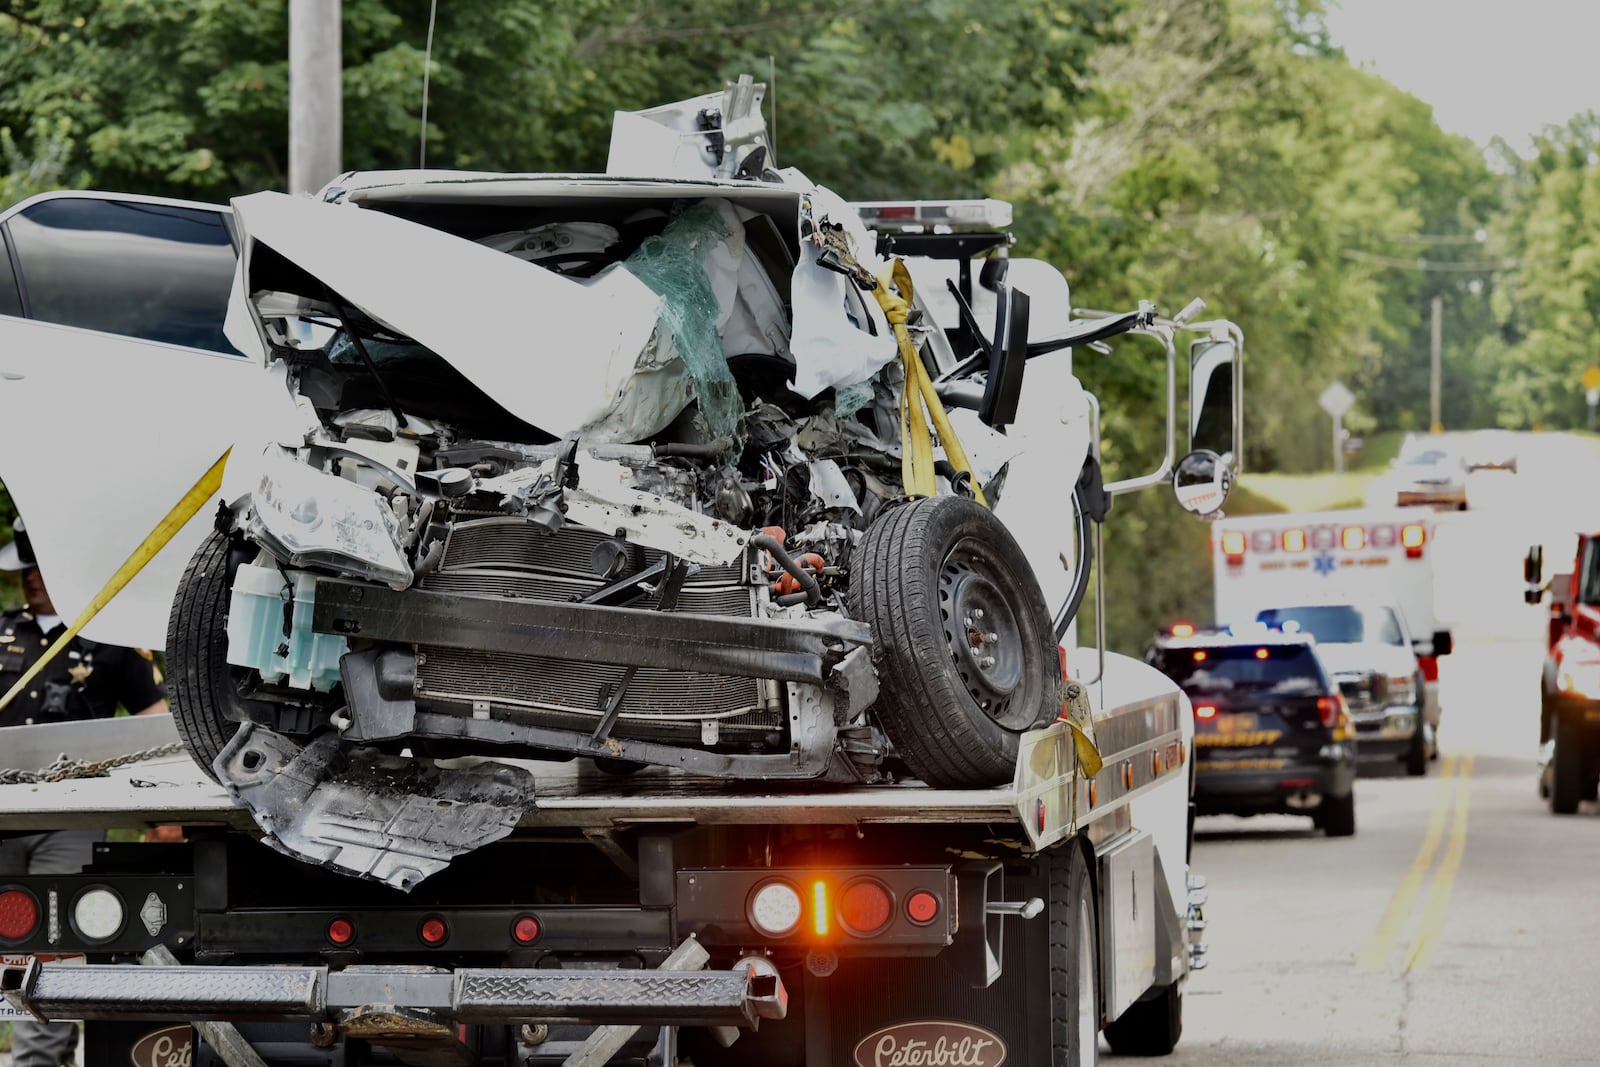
[0,193,272,650]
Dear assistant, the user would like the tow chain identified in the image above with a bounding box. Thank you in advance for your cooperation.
[0,743,187,785]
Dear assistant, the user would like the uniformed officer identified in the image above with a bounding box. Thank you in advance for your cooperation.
[0,517,168,1067]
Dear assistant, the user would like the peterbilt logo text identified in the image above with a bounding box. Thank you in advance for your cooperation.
[129,1024,192,1067]
[852,1020,1007,1067]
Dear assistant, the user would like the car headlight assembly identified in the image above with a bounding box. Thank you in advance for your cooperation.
[1386,674,1417,707]
[248,448,413,587]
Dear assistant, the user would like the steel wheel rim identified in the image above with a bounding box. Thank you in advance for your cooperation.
[938,537,1032,729]
[1078,893,1098,1062]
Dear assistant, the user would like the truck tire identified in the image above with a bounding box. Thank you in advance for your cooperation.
[1550,713,1583,815]
[1047,844,1101,1066]
[165,529,247,781]
[1103,981,1182,1056]
[1404,725,1428,777]
[849,496,1058,788]
[1320,791,1357,837]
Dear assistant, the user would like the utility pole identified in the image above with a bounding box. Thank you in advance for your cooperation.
[289,0,342,196]
[1429,294,1443,433]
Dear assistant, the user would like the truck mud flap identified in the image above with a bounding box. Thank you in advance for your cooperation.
[2,958,787,1030]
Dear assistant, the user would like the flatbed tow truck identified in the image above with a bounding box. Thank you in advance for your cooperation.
[0,82,1239,1066]
[2,658,1201,1067]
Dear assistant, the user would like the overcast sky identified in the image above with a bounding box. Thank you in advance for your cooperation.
[1324,0,1600,150]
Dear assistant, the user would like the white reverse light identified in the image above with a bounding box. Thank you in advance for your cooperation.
[748,881,803,937]
[72,888,125,941]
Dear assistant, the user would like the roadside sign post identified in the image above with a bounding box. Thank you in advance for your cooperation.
[1319,381,1356,474]
[1583,365,1600,431]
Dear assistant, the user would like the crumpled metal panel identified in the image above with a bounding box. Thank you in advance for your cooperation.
[215,725,534,891]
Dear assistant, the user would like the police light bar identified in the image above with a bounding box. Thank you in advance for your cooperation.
[851,199,1014,232]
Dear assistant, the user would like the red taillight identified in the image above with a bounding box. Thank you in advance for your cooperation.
[905,890,940,925]
[1283,528,1307,552]
[1316,695,1341,728]
[1419,656,1439,683]
[1279,778,1314,789]
[326,917,355,945]
[1195,704,1217,719]
[1255,648,1270,660]
[1341,526,1365,550]
[1221,531,1246,558]
[419,917,449,946]
[512,915,542,944]
[1193,650,1208,662]
[839,880,893,936]
[1402,523,1426,558]
[0,888,40,942]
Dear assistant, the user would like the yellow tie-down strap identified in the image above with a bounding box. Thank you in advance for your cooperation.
[0,448,231,714]
[870,259,987,507]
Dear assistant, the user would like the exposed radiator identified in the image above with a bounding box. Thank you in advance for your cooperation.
[415,517,779,737]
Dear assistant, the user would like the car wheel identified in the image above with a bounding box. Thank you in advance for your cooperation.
[1104,980,1182,1056]
[1551,714,1583,815]
[1046,844,1100,1066]
[1405,725,1428,777]
[1320,791,1357,837]
[165,529,250,781]
[849,496,1058,788]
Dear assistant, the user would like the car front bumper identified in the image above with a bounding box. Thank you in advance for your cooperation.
[1351,704,1420,760]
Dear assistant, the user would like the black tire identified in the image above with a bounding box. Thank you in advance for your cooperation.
[1320,791,1357,837]
[849,496,1058,788]
[1551,713,1583,815]
[1404,724,1428,777]
[165,529,247,781]
[1046,844,1100,1066]
[1104,981,1182,1056]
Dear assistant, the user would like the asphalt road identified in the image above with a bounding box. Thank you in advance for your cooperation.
[1147,433,1600,1065]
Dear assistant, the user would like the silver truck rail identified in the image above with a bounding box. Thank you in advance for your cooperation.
[2,955,786,1030]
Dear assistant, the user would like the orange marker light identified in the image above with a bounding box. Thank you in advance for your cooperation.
[1171,622,1196,638]
[813,881,829,937]
[1402,524,1426,558]
[1282,529,1307,552]
[1341,526,1365,551]
[1193,650,1208,662]
[1195,704,1217,719]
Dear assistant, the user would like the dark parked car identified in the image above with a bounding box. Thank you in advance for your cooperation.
[1148,629,1357,836]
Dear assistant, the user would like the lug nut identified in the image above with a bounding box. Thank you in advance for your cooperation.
[983,632,998,645]
[981,656,996,669]
[973,608,985,620]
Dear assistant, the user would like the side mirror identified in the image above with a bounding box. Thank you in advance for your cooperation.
[1525,545,1543,585]
[980,285,1030,429]
[1431,629,1453,658]
[1188,338,1239,466]
[1171,449,1232,519]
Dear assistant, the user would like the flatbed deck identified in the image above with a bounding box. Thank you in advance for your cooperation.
[0,653,1184,838]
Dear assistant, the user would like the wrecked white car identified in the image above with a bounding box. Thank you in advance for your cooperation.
[0,84,1241,883]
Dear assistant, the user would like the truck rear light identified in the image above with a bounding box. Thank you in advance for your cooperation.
[326,917,355,945]
[1402,524,1426,557]
[1419,656,1439,683]
[838,880,893,937]
[1282,529,1307,552]
[419,916,449,946]
[1195,704,1217,719]
[1341,526,1365,550]
[812,881,830,937]
[71,888,125,942]
[1316,695,1341,728]
[905,891,940,925]
[512,915,542,944]
[1221,531,1246,559]
[749,881,803,937]
[0,888,40,942]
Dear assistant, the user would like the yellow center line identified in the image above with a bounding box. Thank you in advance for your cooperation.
[1358,753,1458,972]
[1404,753,1474,972]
